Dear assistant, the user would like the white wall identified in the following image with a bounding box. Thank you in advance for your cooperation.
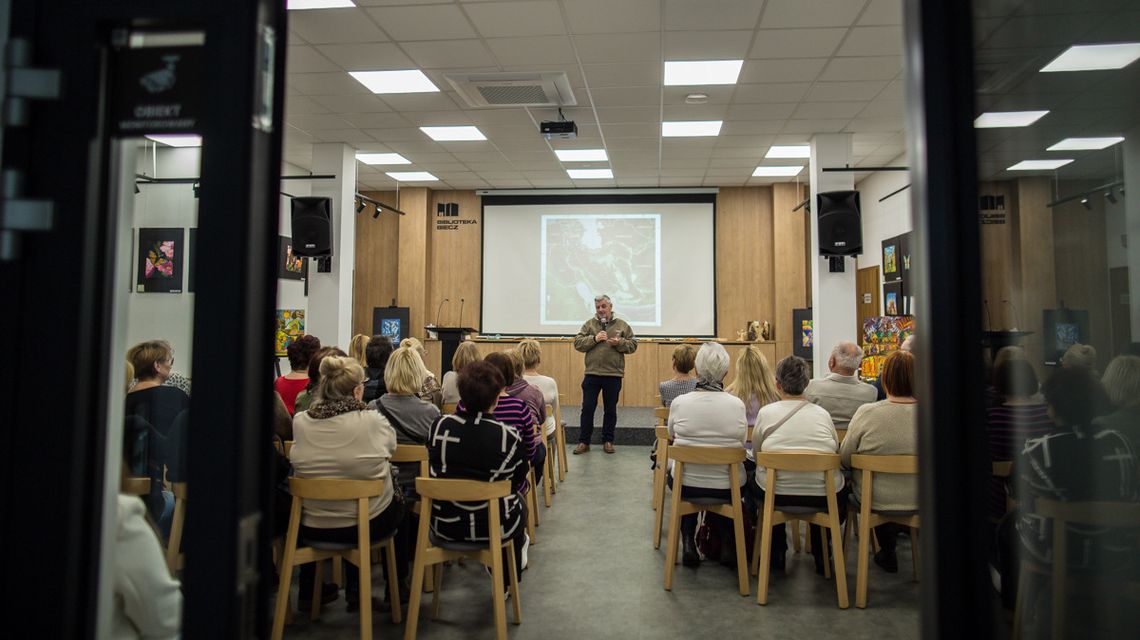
[1105,191,1127,270]
[855,153,913,314]
[277,162,311,373]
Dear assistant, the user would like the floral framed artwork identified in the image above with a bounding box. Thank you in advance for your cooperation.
[882,236,901,280]
[136,227,184,293]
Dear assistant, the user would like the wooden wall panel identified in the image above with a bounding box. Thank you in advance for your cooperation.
[773,183,809,361]
[429,190,482,329]
[979,181,1017,330]
[621,344,657,406]
[396,188,432,339]
[1015,178,1056,373]
[856,266,880,337]
[716,187,774,340]
[353,190,400,337]
[1053,181,1110,372]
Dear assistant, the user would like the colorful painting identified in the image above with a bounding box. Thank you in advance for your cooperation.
[801,320,813,348]
[1055,322,1080,352]
[860,315,916,380]
[883,281,904,316]
[275,309,305,357]
[278,236,307,281]
[883,245,897,274]
[381,318,402,342]
[136,227,183,293]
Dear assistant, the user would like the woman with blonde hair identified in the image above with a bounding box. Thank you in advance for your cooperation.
[519,339,559,437]
[441,341,479,406]
[291,355,408,610]
[370,346,440,501]
[400,337,442,408]
[348,333,371,369]
[726,345,780,435]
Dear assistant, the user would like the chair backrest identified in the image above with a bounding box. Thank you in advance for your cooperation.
[172,481,188,500]
[992,461,1013,478]
[668,445,746,465]
[415,478,511,502]
[1035,499,1140,528]
[442,402,457,415]
[654,407,669,425]
[850,454,918,475]
[122,476,151,496]
[390,444,428,464]
[654,425,670,441]
[755,451,841,472]
[289,477,384,500]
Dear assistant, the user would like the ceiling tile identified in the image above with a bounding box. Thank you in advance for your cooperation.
[749,28,847,58]
[310,94,393,113]
[663,0,764,30]
[715,134,776,148]
[380,93,464,112]
[721,120,787,135]
[663,85,736,104]
[289,72,373,96]
[662,104,729,120]
[805,80,889,101]
[857,0,904,25]
[285,95,330,115]
[595,107,663,124]
[818,56,901,81]
[312,128,377,143]
[465,110,539,126]
[739,58,827,83]
[480,124,542,139]
[604,137,661,150]
[582,62,662,87]
[589,86,662,107]
[573,33,662,63]
[464,1,567,37]
[733,83,811,103]
[364,128,436,143]
[845,117,907,133]
[365,5,478,41]
[287,46,340,73]
[563,0,662,34]
[792,101,868,119]
[663,30,755,59]
[290,8,391,44]
[314,43,415,71]
[857,100,905,119]
[616,178,662,187]
[781,118,850,133]
[286,114,354,130]
[401,40,497,68]
[486,36,577,65]
[604,123,668,138]
[836,26,904,57]
[725,103,797,120]
[760,0,866,28]
[339,112,413,129]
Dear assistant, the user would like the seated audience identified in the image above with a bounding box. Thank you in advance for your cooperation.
[362,335,394,403]
[840,350,918,573]
[1061,342,1098,376]
[752,355,846,574]
[667,342,748,568]
[658,344,698,407]
[504,349,548,441]
[112,478,182,639]
[519,339,560,437]
[1095,355,1140,453]
[805,341,877,431]
[275,334,321,414]
[294,346,346,414]
[348,333,370,369]
[727,345,779,460]
[984,358,1052,520]
[369,346,441,502]
[290,355,407,611]
[441,341,479,406]
[400,338,442,408]
[428,360,530,589]
[874,334,914,401]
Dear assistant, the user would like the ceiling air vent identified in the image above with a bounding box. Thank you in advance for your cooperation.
[445,72,577,109]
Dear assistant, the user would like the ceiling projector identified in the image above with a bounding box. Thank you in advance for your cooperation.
[540,120,577,139]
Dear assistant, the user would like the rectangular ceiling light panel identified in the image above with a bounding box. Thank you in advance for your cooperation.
[1040,43,1140,72]
[664,60,744,86]
[349,70,439,94]
[289,0,355,8]
[567,169,614,179]
[420,126,486,141]
[752,166,804,177]
[1046,136,1124,151]
[765,145,811,158]
[974,110,1049,128]
[145,134,202,147]
[661,120,723,137]
[356,153,410,165]
[386,171,438,181]
[1007,159,1074,171]
[555,149,608,162]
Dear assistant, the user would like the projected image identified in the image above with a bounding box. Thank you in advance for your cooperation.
[541,214,660,325]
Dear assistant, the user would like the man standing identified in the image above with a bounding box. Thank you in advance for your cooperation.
[573,295,637,454]
[805,341,877,432]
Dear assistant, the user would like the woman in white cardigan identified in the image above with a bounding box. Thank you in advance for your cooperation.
[752,355,847,574]
[112,491,181,639]
[667,342,748,568]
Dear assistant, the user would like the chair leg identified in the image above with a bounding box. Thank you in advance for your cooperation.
[792,520,802,553]
[821,524,832,579]
[384,541,403,624]
[663,487,683,590]
[490,549,508,640]
[909,527,920,582]
[653,479,667,549]
[332,557,343,589]
[310,560,324,621]
[506,541,522,624]
[1012,562,1027,639]
[526,489,538,543]
[431,564,444,620]
[358,552,372,640]
[750,511,763,577]
[732,505,750,597]
[856,514,871,608]
[804,523,812,553]
[404,557,426,640]
[830,517,850,610]
[271,547,298,640]
[652,441,665,511]
[543,458,553,508]
[556,421,568,481]
[756,508,774,605]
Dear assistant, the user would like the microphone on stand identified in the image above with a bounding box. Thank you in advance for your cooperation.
[435,298,449,327]
[983,299,993,330]
[1001,299,1020,331]
[458,298,465,327]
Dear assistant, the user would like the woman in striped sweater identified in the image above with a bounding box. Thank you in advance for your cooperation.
[984,358,1052,520]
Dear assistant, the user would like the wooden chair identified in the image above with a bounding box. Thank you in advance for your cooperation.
[165,482,187,574]
[405,478,522,640]
[555,395,568,481]
[846,454,920,609]
[652,406,669,511]
[652,425,671,548]
[663,445,750,596]
[390,445,434,593]
[441,402,457,415]
[272,439,294,458]
[1013,499,1140,640]
[537,415,555,507]
[752,452,849,608]
[121,476,151,497]
[271,478,403,640]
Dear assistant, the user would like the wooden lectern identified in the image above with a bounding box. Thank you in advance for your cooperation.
[432,327,478,375]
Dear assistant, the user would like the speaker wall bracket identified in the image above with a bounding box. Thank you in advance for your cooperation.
[827,256,845,273]
[316,256,332,273]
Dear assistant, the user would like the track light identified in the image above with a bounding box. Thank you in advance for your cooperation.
[1080,197,1091,210]
[372,205,381,219]
[134,184,140,195]
[355,199,365,213]
[192,181,200,198]
[1105,190,1118,204]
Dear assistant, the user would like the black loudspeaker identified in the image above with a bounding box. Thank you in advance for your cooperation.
[291,197,332,257]
[817,190,862,257]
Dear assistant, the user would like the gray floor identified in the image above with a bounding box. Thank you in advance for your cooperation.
[279,447,920,639]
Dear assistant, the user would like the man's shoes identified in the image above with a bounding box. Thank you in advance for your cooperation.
[573,443,590,455]
[874,549,899,573]
[297,582,339,613]
[603,442,615,454]
[682,535,700,568]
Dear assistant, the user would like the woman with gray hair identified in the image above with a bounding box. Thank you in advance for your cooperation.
[666,342,748,568]
[752,355,846,576]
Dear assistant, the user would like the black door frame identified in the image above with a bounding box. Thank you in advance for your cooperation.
[0,1,286,636]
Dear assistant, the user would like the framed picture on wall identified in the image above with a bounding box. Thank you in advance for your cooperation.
[275,309,305,357]
[883,281,904,316]
[135,227,184,293]
[373,306,410,344]
[882,236,901,281]
[277,235,307,281]
[899,232,912,279]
